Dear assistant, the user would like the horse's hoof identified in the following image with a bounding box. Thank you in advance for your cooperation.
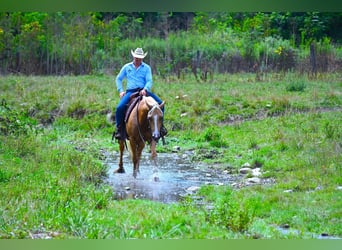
[114,168,125,174]
[153,173,160,182]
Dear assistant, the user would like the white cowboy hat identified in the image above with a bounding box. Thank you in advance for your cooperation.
[131,48,148,59]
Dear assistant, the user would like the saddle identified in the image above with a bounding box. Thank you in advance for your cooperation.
[111,92,142,142]
[115,92,142,141]
[124,91,142,123]
[112,91,166,145]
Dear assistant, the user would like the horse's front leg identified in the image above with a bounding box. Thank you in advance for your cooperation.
[132,141,145,178]
[114,140,125,174]
[150,140,159,182]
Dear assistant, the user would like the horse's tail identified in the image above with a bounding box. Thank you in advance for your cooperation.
[126,140,133,157]
[106,112,115,125]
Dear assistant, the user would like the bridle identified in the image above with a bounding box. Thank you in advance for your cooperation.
[136,98,163,143]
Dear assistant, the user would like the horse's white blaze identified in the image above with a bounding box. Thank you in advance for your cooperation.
[153,114,159,134]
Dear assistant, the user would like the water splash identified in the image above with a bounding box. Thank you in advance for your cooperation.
[104,151,240,203]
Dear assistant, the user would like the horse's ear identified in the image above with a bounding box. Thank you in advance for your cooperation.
[159,101,165,109]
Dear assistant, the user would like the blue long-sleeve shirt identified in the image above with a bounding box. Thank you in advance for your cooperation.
[116,61,153,93]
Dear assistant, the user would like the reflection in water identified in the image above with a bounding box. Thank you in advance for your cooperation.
[105,151,239,203]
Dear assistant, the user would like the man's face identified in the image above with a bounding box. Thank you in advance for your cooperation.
[133,57,143,65]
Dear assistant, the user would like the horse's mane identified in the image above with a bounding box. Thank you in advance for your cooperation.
[143,96,158,108]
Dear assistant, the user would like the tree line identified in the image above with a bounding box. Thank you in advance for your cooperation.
[0,12,341,78]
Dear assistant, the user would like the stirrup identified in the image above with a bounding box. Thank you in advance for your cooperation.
[114,131,123,141]
[160,125,167,145]
[160,126,168,137]
[161,136,166,145]
[113,125,125,141]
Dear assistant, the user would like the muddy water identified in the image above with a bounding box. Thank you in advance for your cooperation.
[104,150,241,203]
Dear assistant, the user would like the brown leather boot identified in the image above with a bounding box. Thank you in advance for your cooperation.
[160,125,168,137]
[114,124,125,140]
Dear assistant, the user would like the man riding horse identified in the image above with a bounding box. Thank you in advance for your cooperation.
[114,47,167,141]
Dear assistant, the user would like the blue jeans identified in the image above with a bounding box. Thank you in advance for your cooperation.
[115,89,165,128]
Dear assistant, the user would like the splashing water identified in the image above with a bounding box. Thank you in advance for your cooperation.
[104,150,240,203]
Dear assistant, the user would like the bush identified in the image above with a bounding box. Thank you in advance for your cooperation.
[286,81,306,92]
[205,187,259,233]
[201,126,228,147]
[0,99,38,135]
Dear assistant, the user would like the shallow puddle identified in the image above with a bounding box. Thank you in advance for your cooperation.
[104,150,241,203]
[103,149,341,239]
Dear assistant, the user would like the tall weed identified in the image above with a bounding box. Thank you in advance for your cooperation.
[203,187,260,233]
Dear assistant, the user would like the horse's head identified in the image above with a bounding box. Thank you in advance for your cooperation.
[145,97,164,142]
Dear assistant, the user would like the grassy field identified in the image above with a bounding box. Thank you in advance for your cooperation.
[0,73,341,239]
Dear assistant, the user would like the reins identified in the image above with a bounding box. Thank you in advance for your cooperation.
[136,96,146,143]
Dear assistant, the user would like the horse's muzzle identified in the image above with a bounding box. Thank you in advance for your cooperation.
[152,131,160,142]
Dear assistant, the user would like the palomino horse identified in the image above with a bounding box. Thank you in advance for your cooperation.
[115,95,164,180]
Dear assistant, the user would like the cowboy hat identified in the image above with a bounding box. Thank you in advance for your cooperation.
[131,48,148,59]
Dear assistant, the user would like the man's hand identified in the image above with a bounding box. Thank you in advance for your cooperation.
[140,89,147,96]
[119,91,126,98]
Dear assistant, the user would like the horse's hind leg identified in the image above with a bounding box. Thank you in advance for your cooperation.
[114,140,125,174]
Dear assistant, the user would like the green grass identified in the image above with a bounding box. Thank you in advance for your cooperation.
[0,73,341,238]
